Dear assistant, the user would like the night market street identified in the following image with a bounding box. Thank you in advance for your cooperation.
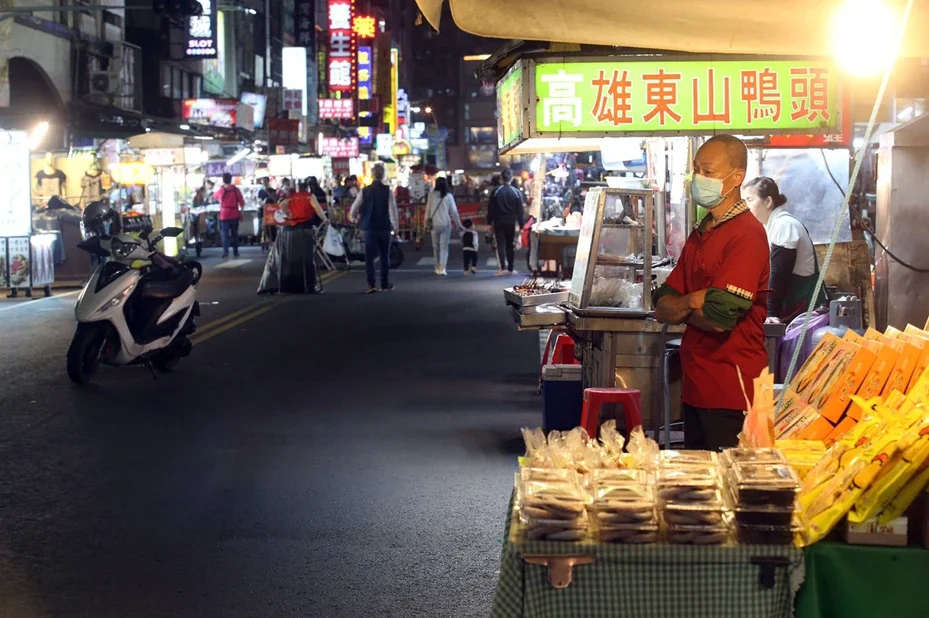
[0,248,537,618]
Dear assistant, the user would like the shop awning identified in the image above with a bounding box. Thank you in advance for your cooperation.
[415,0,929,58]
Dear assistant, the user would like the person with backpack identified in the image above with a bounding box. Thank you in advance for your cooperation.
[487,168,526,276]
[425,176,463,276]
[350,163,399,294]
[213,173,245,258]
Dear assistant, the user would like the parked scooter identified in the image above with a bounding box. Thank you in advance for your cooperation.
[67,201,202,384]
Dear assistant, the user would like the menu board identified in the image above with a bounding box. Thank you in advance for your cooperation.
[496,62,524,151]
[7,236,30,288]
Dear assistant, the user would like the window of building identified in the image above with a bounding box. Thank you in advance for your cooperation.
[172,67,183,100]
[468,126,496,144]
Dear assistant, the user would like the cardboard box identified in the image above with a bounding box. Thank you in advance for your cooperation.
[844,516,909,546]
[778,402,821,439]
[825,415,858,443]
[882,339,921,399]
[816,343,877,423]
[775,390,816,437]
[848,343,898,420]
[796,415,835,440]
[803,340,858,408]
[791,333,843,403]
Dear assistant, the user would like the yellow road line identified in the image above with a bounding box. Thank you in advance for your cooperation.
[190,303,279,346]
[191,270,344,345]
[197,302,274,334]
[196,269,340,333]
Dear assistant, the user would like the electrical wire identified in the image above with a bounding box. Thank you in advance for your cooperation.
[819,147,929,274]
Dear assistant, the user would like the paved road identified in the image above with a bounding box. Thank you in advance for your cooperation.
[0,246,540,617]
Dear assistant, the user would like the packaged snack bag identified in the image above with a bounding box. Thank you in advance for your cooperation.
[877,462,929,524]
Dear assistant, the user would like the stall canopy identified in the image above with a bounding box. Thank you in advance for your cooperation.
[415,0,929,58]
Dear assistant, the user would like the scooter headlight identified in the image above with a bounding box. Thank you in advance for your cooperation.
[111,238,137,259]
[91,286,133,318]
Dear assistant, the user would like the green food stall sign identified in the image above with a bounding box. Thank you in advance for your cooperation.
[534,59,840,134]
[497,62,525,150]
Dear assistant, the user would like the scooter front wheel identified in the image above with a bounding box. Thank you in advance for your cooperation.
[66,323,107,384]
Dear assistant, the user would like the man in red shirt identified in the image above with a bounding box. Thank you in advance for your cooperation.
[214,173,245,258]
[655,135,770,450]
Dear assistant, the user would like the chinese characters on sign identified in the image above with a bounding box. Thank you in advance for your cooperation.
[318,98,354,120]
[321,137,359,158]
[295,0,315,51]
[185,0,217,58]
[531,60,840,134]
[357,46,373,145]
[496,62,524,150]
[353,15,376,39]
[182,99,237,127]
[283,89,304,111]
[328,0,356,94]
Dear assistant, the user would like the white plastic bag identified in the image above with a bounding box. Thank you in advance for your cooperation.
[323,225,345,257]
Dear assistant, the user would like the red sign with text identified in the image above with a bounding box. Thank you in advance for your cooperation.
[318,98,355,120]
[327,0,356,94]
[321,137,359,158]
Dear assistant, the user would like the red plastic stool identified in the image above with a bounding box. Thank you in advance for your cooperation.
[580,388,643,437]
[551,334,578,365]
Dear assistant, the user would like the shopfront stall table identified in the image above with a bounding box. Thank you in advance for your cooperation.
[795,542,929,618]
[493,499,803,618]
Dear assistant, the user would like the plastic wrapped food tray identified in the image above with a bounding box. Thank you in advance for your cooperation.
[721,448,787,468]
[520,467,582,485]
[728,464,800,508]
[592,499,657,526]
[596,523,659,544]
[663,498,727,526]
[659,450,719,467]
[594,483,654,502]
[590,468,647,485]
[523,512,590,542]
[732,505,797,527]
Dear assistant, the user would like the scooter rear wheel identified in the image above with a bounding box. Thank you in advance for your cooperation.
[66,323,107,384]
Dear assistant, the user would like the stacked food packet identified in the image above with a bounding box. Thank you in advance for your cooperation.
[590,469,658,544]
[657,451,731,545]
[722,448,801,545]
[516,468,589,541]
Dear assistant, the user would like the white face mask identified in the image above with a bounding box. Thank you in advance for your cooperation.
[690,170,737,209]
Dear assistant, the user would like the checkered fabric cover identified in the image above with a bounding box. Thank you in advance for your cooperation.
[493,496,804,618]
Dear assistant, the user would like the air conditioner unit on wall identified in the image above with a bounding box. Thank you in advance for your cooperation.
[88,57,123,105]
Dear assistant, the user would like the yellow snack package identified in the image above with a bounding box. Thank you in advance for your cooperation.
[776,439,826,452]
[800,442,851,495]
[851,419,929,523]
[783,450,827,481]
[801,459,867,545]
[878,462,929,524]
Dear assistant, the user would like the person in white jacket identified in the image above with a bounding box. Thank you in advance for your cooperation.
[425,176,464,275]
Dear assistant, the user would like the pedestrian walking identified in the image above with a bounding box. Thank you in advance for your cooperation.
[461,219,479,275]
[213,172,244,259]
[487,168,525,276]
[350,163,399,294]
[425,176,463,276]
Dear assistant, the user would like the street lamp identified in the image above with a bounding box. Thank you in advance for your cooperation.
[420,106,438,128]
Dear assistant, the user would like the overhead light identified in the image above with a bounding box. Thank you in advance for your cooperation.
[832,0,899,76]
[410,106,421,113]
[226,148,251,166]
[424,106,432,114]
[29,120,49,150]
[194,135,213,140]
[180,124,191,130]
[246,8,257,14]
[145,127,152,133]
[454,169,464,174]
[463,54,491,62]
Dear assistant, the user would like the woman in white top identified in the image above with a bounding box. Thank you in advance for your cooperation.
[745,176,826,322]
[425,176,464,276]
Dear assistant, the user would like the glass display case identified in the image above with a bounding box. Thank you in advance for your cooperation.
[568,187,666,316]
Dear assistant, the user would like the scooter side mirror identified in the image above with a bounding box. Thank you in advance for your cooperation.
[160,227,183,238]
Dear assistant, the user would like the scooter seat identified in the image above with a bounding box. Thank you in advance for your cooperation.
[140,269,194,299]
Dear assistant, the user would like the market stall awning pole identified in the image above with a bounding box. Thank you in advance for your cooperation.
[777,0,915,412]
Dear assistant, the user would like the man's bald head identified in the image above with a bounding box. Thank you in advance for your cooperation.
[692,134,748,212]
[702,134,748,171]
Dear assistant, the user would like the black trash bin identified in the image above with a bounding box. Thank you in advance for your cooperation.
[258,226,320,294]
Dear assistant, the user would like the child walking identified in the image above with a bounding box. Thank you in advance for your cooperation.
[461,219,479,275]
